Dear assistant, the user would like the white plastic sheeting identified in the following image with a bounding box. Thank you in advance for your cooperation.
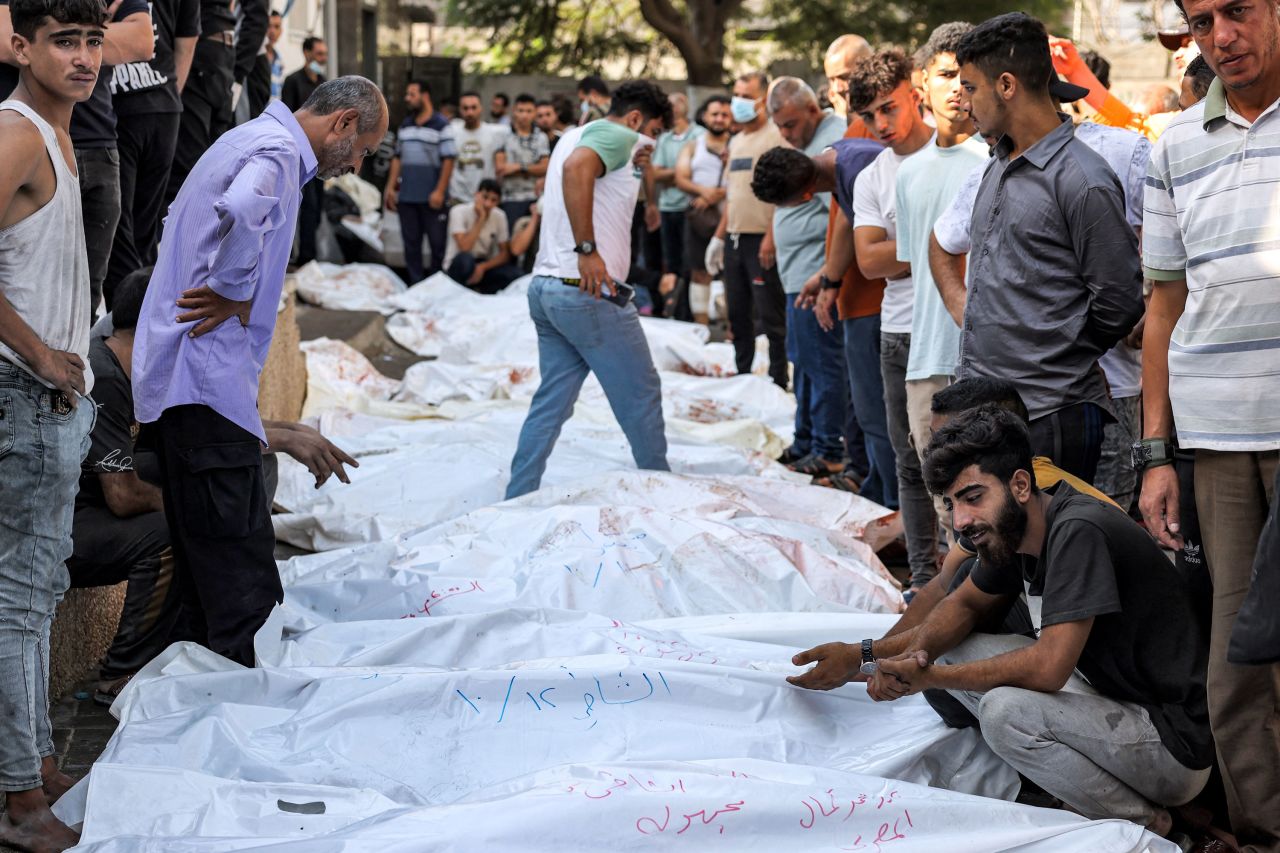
[292,262,407,314]
[59,265,1178,851]
[271,413,803,550]
[66,758,1173,852]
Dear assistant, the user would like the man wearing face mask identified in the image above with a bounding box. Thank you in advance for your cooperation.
[132,77,388,666]
[282,37,328,264]
[707,71,788,389]
[577,74,610,125]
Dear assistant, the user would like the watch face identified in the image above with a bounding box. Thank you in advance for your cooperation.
[1131,444,1150,471]
[859,661,878,676]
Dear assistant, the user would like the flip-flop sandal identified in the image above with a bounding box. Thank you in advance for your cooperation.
[827,470,863,493]
[789,455,844,477]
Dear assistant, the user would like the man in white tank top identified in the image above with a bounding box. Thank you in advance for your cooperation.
[0,0,105,849]
[675,95,731,324]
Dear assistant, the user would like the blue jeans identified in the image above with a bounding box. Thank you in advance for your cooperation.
[786,300,847,460]
[0,363,93,790]
[398,201,449,283]
[844,315,897,508]
[506,276,670,498]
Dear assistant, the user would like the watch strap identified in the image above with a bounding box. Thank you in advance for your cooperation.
[860,638,875,665]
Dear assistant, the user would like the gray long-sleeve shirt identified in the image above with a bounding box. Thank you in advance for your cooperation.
[958,115,1143,421]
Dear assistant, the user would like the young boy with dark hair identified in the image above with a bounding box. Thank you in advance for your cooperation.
[0,0,106,847]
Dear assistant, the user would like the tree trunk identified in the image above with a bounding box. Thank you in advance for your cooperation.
[636,0,744,87]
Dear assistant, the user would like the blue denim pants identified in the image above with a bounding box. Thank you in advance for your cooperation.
[0,362,93,790]
[843,314,898,509]
[786,300,848,461]
[506,276,670,498]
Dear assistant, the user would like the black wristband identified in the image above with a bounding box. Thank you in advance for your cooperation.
[820,274,841,291]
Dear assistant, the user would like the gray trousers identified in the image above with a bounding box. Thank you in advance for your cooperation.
[941,633,1210,824]
[1096,394,1140,512]
[880,332,939,586]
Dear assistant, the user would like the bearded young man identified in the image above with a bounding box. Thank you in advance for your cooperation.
[845,405,1212,837]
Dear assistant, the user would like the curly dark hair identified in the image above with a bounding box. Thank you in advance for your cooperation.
[954,12,1053,93]
[930,378,1029,424]
[846,48,913,115]
[922,404,1038,497]
[750,147,816,206]
[10,0,106,39]
[919,21,974,71]
[1184,55,1215,102]
[608,80,673,129]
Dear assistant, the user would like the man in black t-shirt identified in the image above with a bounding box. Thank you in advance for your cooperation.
[104,0,199,307]
[868,405,1213,834]
[68,270,181,705]
[164,0,267,208]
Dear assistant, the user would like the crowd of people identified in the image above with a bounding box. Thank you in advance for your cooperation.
[492,8,1279,853]
[0,0,1278,850]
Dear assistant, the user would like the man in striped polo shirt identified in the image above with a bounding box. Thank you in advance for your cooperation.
[1140,1,1280,848]
[384,79,457,283]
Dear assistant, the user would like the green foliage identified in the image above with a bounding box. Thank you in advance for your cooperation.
[763,0,1072,66]
[446,0,674,76]
[446,0,1073,80]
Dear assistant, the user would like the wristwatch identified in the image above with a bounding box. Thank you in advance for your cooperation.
[1131,437,1175,473]
[858,638,877,676]
[573,240,596,255]
[819,274,841,291]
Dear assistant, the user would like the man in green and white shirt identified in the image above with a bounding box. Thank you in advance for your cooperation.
[1140,1,1280,845]
[506,81,673,499]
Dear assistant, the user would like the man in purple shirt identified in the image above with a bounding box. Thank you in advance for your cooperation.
[132,77,388,665]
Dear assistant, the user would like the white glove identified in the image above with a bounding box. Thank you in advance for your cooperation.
[705,236,725,276]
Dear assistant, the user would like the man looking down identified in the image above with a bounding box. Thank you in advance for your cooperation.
[800,404,1213,833]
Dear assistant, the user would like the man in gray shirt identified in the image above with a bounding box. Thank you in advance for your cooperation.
[954,13,1142,482]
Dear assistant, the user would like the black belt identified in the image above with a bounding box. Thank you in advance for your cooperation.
[203,30,235,46]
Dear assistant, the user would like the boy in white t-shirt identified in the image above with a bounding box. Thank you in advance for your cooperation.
[444,179,522,294]
[848,49,938,596]
[506,82,673,499]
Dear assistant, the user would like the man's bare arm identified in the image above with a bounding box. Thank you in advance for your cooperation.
[102,10,155,66]
[854,225,910,280]
[1139,278,1190,550]
[895,618,1094,694]
[174,35,196,93]
[929,232,967,326]
[99,471,165,518]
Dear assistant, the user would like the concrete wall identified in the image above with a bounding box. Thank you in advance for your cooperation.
[48,293,309,699]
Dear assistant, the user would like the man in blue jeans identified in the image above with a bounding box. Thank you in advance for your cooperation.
[506,81,673,499]
[0,0,104,846]
[756,77,847,479]
[752,139,897,508]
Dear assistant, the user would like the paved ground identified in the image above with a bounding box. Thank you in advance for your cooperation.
[0,677,118,851]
